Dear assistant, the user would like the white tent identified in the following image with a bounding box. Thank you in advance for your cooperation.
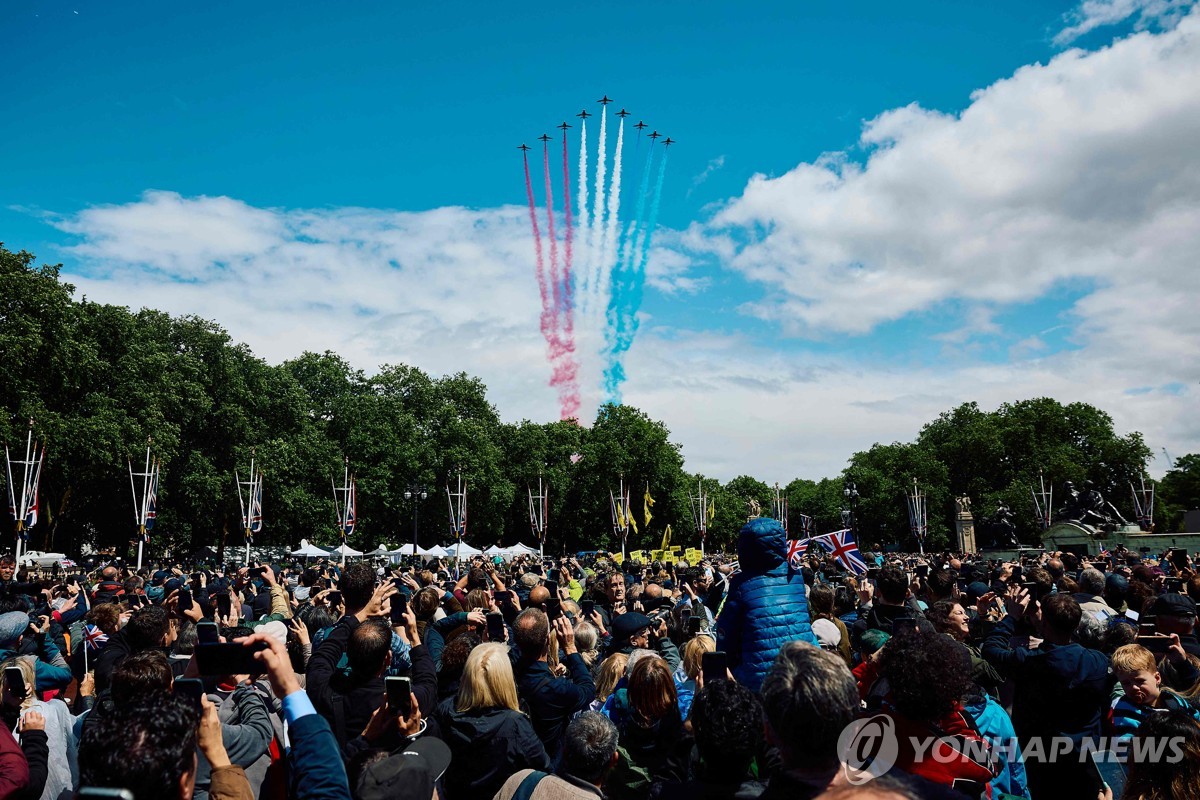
[419,545,447,558]
[444,542,482,558]
[365,545,393,556]
[390,544,419,556]
[290,540,329,558]
[508,542,540,557]
[329,543,364,558]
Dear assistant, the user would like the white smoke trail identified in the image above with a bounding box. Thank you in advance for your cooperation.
[586,106,608,326]
[595,117,624,332]
[576,119,590,320]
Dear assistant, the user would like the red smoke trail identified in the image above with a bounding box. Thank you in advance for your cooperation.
[542,143,562,332]
[524,153,552,344]
[561,129,574,337]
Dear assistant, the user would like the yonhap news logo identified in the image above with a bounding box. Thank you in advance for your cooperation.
[837,714,899,785]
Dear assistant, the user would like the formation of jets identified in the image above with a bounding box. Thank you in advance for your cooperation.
[522,98,673,151]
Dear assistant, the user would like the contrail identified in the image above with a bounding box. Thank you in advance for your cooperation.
[604,149,668,404]
[576,119,591,319]
[523,151,553,350]
[561,127,574,332]
[586,105,608,323]
[595,117,624,335]
[542,140,561,333]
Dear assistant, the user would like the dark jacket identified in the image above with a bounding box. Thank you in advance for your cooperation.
[981,615,1109,743]
[433,703,551,800]
[850,601,921,649]
[14,730,47,800]
[716,518,816,692]
[515,654,596,764]
[287,712,352,800]
[306,615,385,750]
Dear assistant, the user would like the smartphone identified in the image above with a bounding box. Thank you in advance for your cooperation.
[496,590,514,605]
[190,572,202,583]
[1137,635,1173,655]
[581,599,595,617]
[173,677,205,712]
[688,615,703,635]
[1088,751,1126,799]
[1019,581,1041,599]
[680,608,692,632]
[385,676,412,715]
[545,580,559,598]
[392,577,405,591]
[389,593,409,626]
[1138,622,1157,636]
[4,666,27,700]
[1010,565,1023,579]
[486,612,505,642]
[915,564,929,579]
[546,598,563,622]
[1170,549,1190,571]
[196,621,220,645]
[216,593,232,619]
[893,617,922,636]
[78,789,136,800]
[193,641,269,675]
[702,651,729,685]
[1165,577,1184,593]
[328,591,343,606]
[178,589,194,613]
[866,568,880,580]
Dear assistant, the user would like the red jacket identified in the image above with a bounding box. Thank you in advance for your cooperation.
[0,726,30,800]
[883,702,999,799]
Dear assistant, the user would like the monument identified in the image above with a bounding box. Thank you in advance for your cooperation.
[955,496,977,552]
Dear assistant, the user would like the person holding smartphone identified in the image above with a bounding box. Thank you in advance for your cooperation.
[511,610,596,763]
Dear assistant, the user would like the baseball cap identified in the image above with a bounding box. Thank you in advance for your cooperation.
[355,738,451,800]
[1150,593,1196,618]
[611,612,652,642]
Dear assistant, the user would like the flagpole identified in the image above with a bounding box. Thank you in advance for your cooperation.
[15,425,33,565]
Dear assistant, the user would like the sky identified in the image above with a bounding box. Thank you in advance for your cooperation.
[3,0,1200,485]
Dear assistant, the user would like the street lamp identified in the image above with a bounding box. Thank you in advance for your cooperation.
[842,480,860,536]
[404,483,429,556]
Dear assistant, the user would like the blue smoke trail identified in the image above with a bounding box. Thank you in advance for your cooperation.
[603,149,668,404]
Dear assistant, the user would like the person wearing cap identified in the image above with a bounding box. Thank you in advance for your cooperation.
[493,712,619,800]
[1152,592,1200,657]
[352,736,451,800]
[513,610,595,766]
[607,612,680,671]
[716,517,817,692]
[0,611,71,694]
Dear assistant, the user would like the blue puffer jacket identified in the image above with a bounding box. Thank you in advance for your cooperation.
[716,517,816,691]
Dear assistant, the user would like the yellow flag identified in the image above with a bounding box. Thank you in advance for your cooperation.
[616,503,626,531]
[660,524,672,552]
[707,496,716,522]
[644,489,655,527]
[628,500,638,535]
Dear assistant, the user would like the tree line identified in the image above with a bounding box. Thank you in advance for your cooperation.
[3,244,1194,561]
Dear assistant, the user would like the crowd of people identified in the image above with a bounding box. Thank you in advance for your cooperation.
[0,516,1198,800]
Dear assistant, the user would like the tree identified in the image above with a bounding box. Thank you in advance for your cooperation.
[1159,454,1200,531]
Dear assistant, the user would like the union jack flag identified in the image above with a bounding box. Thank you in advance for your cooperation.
[342,480,356,543]
[84,624,109,651]
[787,538,810,569]
[249,480,263,535]
[143,468,158,540]
[810,529,869,575]
[797,514,816,538]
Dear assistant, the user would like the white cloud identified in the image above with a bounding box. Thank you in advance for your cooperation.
[705,11,1200,386]
[1055,0,1195,45]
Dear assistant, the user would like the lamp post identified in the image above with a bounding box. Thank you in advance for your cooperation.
[404,483,428,557]
[842,480,860,538]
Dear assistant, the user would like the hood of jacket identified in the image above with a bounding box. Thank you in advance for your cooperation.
[736,517,787,574]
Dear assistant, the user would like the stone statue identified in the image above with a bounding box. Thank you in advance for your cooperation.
[1055,480,1126,529]
[956,496,972,515]
[981,503,1020,549]
[747,498,762,518]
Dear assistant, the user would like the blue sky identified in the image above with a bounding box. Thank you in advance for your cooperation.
[3,0,1199,481]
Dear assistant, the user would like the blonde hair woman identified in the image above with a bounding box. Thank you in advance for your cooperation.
[590,652,629,711]
[435,643,550,799]
[2,657,78,800]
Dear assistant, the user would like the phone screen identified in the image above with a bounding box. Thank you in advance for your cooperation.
[1089,751,1127,798]
[4,667,27,699]
[216,593,232,618]
[178,590,194,613]
[386,676,412,715]
[193,641,269,675]
[389,593,409,625]
[328,591,342,606]
[702,651,728,685]
[196,621,220,645]
[487,612,505,642]
[1137,635,1173,655]
[545,580,559,598]
[680,609,692,632]
[173,677,205,712]
[581,599,595,617]
[688,615,702,634]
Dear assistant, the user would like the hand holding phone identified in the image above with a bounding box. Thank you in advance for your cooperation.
[386,676,412,716]
[702,651,729,685]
